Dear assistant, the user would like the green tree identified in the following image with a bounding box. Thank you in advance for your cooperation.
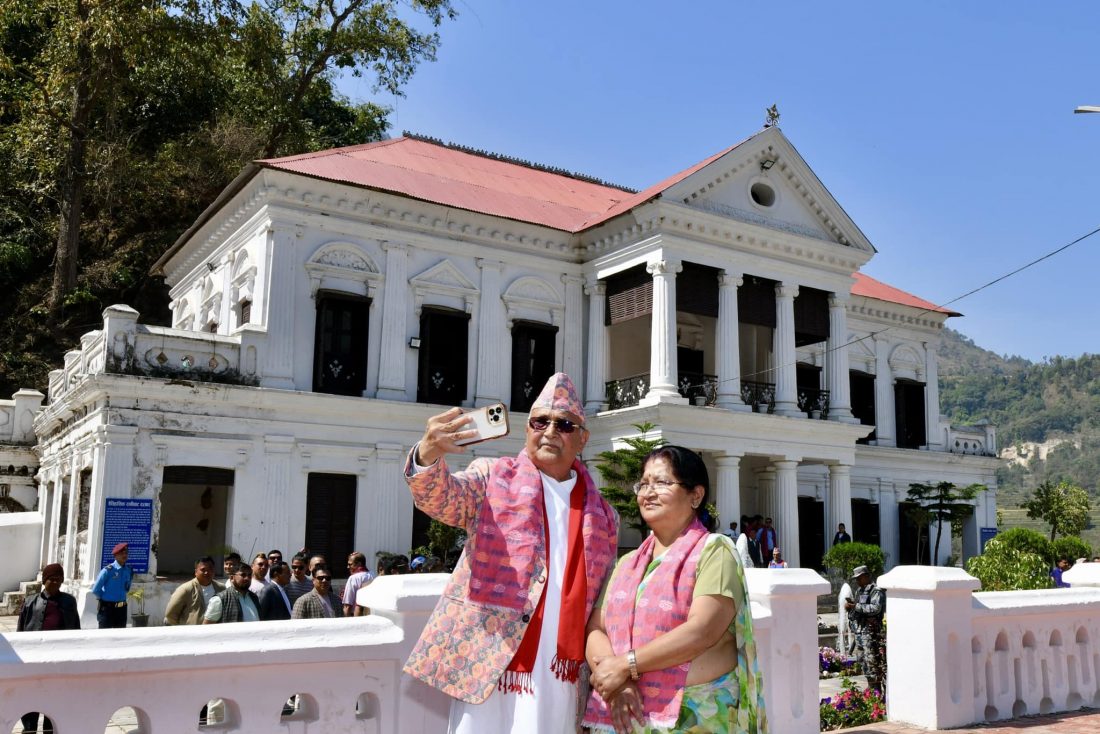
[594,422,665,536]
[1021,479,1091,540]
[821,541,885,579]
[965,546,1052,591]
[905,482,983,566]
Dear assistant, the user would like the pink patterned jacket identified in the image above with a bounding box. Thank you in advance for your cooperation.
[402,448,619,703]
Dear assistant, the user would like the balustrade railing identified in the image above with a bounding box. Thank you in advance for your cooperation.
[678,371,718,405]
[797,386,831,419]
[741,380,776,413]
[605,374,649,410]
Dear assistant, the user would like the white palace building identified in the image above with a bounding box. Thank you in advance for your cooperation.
[2,125,1001,618]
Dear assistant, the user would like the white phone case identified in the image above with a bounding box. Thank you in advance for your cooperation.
[454,403,510,446]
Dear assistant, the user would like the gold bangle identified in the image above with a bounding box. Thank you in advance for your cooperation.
[627,649,639,680]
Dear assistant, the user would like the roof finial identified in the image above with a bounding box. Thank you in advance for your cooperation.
[764,104,781,128]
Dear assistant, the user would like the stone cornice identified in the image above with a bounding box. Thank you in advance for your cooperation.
[580,200,871,280]
[848,295,948,334]
[164,170,584,285]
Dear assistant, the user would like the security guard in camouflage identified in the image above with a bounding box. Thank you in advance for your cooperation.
[845,564,886,695]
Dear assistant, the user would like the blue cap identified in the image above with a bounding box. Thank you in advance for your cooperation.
[410,556,426,569]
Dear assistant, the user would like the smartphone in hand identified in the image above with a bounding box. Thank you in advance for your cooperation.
[454,403,510,446]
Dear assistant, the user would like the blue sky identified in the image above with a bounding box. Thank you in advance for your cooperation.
[340,1,1100,362]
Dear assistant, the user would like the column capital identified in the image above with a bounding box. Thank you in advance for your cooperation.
[718,271,744,288]
[714,453,743,466]
[646,258,682,277]
[828,463,852,477]
[773,459,800,472]
[828,293,850,309]
[584,278,605,296]
[561,273,584,287]
[381,240,407,254]
[475,258,504,272]
[775,282,799,299]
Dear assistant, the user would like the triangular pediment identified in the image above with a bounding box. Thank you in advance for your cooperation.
[661,127,875,253]
[409,259,478,294]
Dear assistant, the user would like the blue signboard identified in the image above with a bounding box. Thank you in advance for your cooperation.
[101,498,153,573]
[979,527,999,554]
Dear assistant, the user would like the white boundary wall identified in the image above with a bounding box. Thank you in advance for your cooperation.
[880,564,1100,730]
[1,570,828,734]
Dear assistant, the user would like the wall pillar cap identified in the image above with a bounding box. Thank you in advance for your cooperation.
[1061,563,1100,587]
[102,304,139,319]
[745,568,830,598]
[13,389,45,400]
[878,565,980,593]
[358,573,449,613]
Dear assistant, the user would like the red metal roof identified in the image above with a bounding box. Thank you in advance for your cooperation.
[259,137,636,232]
[259,136,954,316]
[852,272,960,316]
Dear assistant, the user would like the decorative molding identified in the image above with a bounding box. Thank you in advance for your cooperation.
[410,259,479,315]
[305,242,383,299]
[888,343,925,382]
[501,275,563,327]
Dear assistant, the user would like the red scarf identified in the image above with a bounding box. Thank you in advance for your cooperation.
[468,451,590,694]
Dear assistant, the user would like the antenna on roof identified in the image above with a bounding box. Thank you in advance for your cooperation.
[764,104,781,128]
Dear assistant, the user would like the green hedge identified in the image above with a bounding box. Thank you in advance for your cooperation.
[822,542,885,579]
[1052,536,1092,562]
[987,527,1053,565]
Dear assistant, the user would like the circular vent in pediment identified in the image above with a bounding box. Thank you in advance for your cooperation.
[750,181,776,208]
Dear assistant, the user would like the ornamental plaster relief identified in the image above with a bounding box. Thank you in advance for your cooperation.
[501,275,563,327]
[888,343,926,382]
[304,241,383,299]
[409,259,479,315]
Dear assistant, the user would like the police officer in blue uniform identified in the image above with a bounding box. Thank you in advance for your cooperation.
[91,542,133,628]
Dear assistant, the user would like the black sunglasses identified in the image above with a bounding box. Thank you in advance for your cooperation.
[314,576,332,582]
[527,416,584,434]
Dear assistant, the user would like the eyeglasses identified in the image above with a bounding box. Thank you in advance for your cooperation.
[631,480,685,496]
[314,576,332,582]
[528,416,585,434]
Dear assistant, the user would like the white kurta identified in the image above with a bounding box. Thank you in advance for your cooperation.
[448,470,578,734]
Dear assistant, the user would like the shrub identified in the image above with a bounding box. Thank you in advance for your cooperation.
[1052,536,1092,563]
[987,527,1053,565]
[818,647,859,678]
[821,542,885,578]
[819,677,887,730]
[965,547,1053,591]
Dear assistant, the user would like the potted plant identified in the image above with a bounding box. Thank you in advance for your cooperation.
[128,586,149,627]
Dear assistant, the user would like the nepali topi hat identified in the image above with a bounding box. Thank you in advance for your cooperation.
[530,372,584,420]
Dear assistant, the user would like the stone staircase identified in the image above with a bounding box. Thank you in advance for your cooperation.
[0,580,41,616]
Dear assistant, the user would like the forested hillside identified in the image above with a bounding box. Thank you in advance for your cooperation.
[0,0,454,399]
[939,328,1100,546]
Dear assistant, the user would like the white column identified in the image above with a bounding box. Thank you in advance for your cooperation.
[644,259,686,403]
[63,459,81,577]
[755,467,776,523]
[375,242,409,401]
[826,464,853,545]
[879,481,900,570]
[83,426,138,580]
[263,435,295,553]
[773,460,800,567]
[923,341,941,449]
[561,274,585,389]
[262,225,298,389]
[584,278,608,414]
[217,253,233,331]
[367,444,413,567]
[873,335,896,446]
[773,283,800,416]
[714,455,742,531]
[716,272,749,411]
[45,468,63,565]
[474,259,506,407]
[826,295,855,421]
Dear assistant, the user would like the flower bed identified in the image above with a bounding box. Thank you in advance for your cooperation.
[819,676,886,731]
[819,646,860,678]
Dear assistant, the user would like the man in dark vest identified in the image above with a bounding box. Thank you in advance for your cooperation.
[17,563,79,734]
[203,562,260,623]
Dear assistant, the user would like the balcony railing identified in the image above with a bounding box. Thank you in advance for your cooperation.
[606,374,649,410]
[741,380,776,413]
[797,386,831,419]
[678,372,718,405]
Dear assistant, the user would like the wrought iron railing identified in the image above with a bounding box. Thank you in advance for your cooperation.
[678,372,718,405]
[741,381,775,413]
[797,387,831,419]
[606,374,649,410]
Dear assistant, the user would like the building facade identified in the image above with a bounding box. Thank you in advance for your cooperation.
[24,126,999,611]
